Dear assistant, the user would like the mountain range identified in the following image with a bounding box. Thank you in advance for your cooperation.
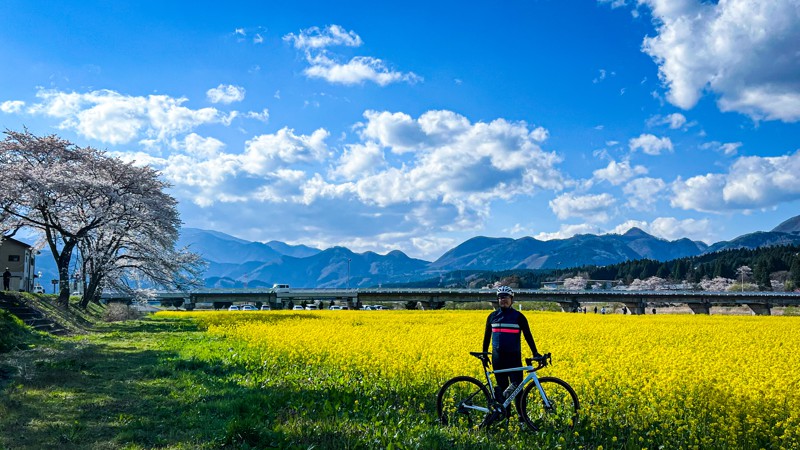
[30,215,800,289]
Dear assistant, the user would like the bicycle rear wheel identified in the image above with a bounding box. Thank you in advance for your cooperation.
[520,377,579,432]
[436,376,493,430]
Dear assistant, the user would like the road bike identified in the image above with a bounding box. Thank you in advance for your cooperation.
[436,352,579,432]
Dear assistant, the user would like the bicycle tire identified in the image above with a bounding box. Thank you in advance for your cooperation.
[436,376,493,430]
[519,377,579,432]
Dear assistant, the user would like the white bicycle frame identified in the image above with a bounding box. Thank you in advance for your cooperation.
[457,363,552,416]
[488,364,552,411]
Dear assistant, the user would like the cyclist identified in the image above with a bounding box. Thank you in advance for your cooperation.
[483,285,542,412]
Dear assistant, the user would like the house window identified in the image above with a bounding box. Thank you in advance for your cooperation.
[8,255,20,262]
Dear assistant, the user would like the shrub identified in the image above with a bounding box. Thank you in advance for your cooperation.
[102,303,142,322]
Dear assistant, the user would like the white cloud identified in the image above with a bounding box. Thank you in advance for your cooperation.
[623,177,666,210]
[700,141,742,156]
[242,127,330,175]
[172,133,226,159]
[26,88,231,145]
[639,0,800,122]
[245,108,269,123]
[331,142,386,180]
[610,217,712,242]
[549,193,616,222]
[648,217,712,242]
[283,25,363,50]
[629,133,673,155]
[206,84,246,104]
[350,110,565,216]
[535,223,599,241]
[647,112,689,129]
[0,100,24,113]
[593,159,648,185]
[304,55,421,86]
[285,25,420,87]
[671,150,800,211]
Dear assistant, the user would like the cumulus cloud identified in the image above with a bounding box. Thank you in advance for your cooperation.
[350,110,565,213]
[549,193,616,222]
[623,177,666,210]
[593,159,648,185]
[245,108,270,123]
[610,217,713,242]
[283,24,363,50]
[242,127,330,175]
[671,150,800,212]
[206,84,246,104]
[331,142,386,180]
[638,0,800,122]
[0,100,24,113]
[285,25,421,86]
[535,223,599,241]
[24,88,233,145]
[647,112,690,129]
[629,133,673,155]
[303,54,421,86]
[700,141,742,156]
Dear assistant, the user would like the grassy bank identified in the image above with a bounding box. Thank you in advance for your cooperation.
[2,309,799,449]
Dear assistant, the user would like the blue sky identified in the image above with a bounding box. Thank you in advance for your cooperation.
[1,0,799,260]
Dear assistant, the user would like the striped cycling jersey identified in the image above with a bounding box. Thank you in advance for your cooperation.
[491,322,520,334]
[485,307,531,354]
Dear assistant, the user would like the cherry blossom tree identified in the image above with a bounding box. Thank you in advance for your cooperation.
[0,130,204,307]
[563,276,588,290]
[699,277,734,292]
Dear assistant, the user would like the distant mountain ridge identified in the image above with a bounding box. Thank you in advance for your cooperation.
[28,215,800,289]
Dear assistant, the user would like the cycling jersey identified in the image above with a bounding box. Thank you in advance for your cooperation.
[482,307,537,355]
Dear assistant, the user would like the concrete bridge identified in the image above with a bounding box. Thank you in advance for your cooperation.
[103,288,800,315]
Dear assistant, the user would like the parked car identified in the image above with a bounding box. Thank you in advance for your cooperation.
[329,305,343,310]
[372,305,386,310]
[304,305,317,310]
[292,305,304,310]
[228,305,240,311]
[240,305,257,311]
[32,284,45,294]
[260,305,271,311]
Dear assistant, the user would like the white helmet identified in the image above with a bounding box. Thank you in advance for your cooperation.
[496,285,514,297]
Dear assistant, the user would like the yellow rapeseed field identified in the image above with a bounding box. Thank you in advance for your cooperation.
[158,309,800,448]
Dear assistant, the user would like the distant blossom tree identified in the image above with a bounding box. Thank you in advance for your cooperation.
[627,276,667,291]
[563,276,588,290]
[0,129,204,307]
[699,277,734,292]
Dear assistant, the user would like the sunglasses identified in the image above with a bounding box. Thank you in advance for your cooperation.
[497,294,512,299]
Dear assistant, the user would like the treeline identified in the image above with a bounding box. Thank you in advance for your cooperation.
[391,244,800,290]
[584,244,800,289]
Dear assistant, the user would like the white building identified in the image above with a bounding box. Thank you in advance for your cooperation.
[0,237,37,292]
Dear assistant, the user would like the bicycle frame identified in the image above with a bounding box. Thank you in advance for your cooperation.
[486,364,552,411]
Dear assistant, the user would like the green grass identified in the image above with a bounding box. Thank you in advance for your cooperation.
[0,315,571,449]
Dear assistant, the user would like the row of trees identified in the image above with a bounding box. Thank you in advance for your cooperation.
[400,245,800,292]
[585,245,800,290]
[0,130,205,308]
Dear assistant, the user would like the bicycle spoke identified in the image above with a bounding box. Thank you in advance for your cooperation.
[437,376,492,430]
[521,378,579,432]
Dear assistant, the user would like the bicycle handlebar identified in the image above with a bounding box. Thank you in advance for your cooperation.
[526,352,552,370]
[470,351,552,370]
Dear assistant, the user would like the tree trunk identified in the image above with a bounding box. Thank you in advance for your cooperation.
[80,275,102,309]
[56,243,75,307]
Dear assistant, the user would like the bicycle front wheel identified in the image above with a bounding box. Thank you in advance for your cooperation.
[520,377,579,432]
[436,376,493,430]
